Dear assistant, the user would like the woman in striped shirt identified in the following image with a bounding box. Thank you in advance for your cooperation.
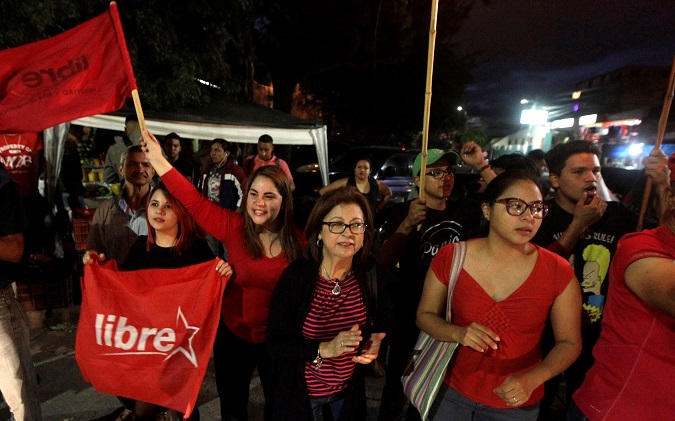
[266,187,386,421]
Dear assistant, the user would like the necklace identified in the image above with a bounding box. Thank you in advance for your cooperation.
[320,263,351,296]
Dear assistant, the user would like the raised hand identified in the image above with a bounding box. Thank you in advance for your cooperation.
[82,250,106,265]
[140,130,172,176]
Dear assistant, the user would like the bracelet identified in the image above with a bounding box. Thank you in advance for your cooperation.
[477,164,491,173]
[312,347,323,369]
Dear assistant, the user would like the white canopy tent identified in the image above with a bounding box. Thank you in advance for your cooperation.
[71,99,330,185]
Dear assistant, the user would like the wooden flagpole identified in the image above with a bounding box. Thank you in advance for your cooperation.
[636,49,675,231]
[132,89,147,132]
[418,0,441,200]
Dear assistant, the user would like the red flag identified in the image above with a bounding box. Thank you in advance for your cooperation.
[75,259,226,417]
[0,3,136,133]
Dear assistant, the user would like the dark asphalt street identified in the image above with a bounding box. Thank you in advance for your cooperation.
[0,309,385,421]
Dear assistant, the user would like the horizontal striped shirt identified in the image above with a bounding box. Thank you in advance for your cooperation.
[303,271,366,397]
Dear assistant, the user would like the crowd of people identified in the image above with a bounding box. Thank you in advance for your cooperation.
[0,122,673,421]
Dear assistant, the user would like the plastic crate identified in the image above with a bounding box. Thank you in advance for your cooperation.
[72,208,96,251]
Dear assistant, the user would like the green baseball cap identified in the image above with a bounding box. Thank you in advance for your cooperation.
[413,149,460,176]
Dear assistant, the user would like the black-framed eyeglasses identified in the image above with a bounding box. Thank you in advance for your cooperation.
[322,221,367,234]
[425,168,455,180]
[492,198,549,219]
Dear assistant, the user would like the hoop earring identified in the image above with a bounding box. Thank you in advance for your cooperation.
[317,238,323,248]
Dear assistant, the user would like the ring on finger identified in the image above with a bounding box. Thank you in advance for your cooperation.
[512,397,518,403]
[340,341,344,347]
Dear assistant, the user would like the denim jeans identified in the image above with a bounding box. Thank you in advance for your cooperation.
[0,285,42,421]
[429,384,539,421]
[566,401,592,421]
[310,393,345,421]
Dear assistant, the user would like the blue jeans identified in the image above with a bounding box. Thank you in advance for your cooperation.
[310,393,345,421]
[429,384,539,421]
[566,401,592,421]
[0,285,42,421]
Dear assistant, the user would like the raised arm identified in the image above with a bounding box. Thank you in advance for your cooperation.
[141,130,173,176]
[547,194,606,257]
[0,233,23,263]
[319,177,348,196]
[460,141,497,184]
[376,180,392,211]
[379,199,426,266]
[142,130,235,242]
[642,151,670,222]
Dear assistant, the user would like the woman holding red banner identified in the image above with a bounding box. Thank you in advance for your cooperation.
[141,130,304,421]
[266,187,386,421]
[84,183,232,421]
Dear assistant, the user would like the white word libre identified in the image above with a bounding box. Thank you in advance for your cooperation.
[94,306,200,367]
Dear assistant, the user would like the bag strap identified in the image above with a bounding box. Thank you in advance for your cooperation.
[445,241,467,322]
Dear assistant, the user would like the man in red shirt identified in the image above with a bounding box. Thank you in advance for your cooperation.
[243,134,295,191]
[0,132,43,198]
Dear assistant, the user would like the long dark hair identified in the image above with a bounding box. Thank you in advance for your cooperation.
[304,187,374,268]
[145,183,203,254]
[243,165,302,261]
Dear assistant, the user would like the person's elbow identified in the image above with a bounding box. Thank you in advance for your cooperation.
[560,336,582,361]
[416,309,435,332]
[3,234,24,263]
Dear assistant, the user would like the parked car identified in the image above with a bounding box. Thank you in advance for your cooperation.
[292,146,484,227]
[294,145,419,203]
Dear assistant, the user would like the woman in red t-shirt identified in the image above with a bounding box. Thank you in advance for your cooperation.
[142,130,304,421]
[417,170,582,420]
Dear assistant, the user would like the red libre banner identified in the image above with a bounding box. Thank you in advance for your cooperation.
[76,259,226,417]
[0,3,136,133]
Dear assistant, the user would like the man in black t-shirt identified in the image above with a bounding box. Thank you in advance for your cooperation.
[376,143,494,421]
[163,132,195,183]
[532,141,669,419]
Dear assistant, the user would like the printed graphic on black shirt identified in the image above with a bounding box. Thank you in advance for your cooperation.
[417,220,462,269]
[580,244,610,323]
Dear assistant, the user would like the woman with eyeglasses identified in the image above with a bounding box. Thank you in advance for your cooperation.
[417,170,582,421]
[266,187,386,421]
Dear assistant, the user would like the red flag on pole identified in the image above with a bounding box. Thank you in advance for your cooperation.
[0,3,136,133]
[76,259,226,417]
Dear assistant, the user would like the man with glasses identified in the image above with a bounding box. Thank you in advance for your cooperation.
[377,143,495,421]
[531,140,669,420]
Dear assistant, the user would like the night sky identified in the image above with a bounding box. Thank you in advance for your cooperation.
[453,0,675,125]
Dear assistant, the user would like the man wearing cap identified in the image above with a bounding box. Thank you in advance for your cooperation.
[377,141,495,421]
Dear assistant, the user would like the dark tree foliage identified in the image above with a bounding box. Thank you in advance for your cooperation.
[0,0,254,110]
[2,0,486,143]
[255,0,483,144]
